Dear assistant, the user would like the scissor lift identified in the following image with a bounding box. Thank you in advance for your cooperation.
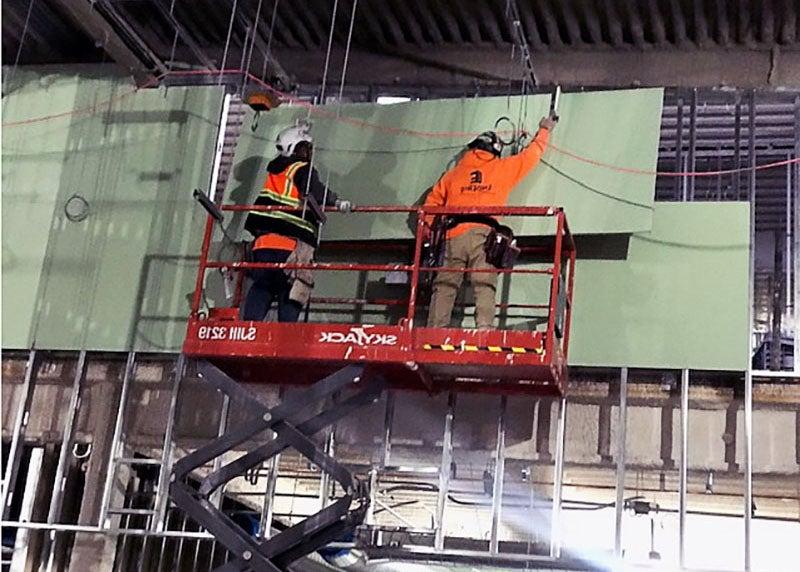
[171,204,575,571]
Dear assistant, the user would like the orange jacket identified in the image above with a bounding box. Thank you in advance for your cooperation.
[424,127,550,238]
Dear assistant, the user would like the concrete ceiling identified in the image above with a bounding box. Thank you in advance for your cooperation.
[3,0,800,88]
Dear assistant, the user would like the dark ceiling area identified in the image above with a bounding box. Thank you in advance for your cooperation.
[3,1,800,88]
[1,1,797,231]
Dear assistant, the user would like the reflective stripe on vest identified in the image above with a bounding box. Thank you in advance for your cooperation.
[248,161,316,234]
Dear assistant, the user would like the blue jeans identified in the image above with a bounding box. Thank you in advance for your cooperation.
[241,249,302,322]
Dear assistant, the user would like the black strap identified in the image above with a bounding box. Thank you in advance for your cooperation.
[444,214,501,231]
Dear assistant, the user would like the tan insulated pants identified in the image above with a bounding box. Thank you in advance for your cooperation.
[427,226,497,329]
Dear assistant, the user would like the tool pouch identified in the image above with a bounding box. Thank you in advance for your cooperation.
[423,216,448,269]
[484,224,520,269]
[286,241,316,305]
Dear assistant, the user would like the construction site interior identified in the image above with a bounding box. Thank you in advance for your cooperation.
[1,1,799,571]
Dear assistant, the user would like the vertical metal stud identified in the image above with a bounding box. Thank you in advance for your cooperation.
[550,396,567,558]
[679,368,689,569]
[100,351,137,528]
[259,386,285,540]
[2,349,39,519]
[744,88,757,572]
[744,369,754,572]
[793,96,800,375]
[434,392,456,550]
[258,455,280,539]
[365,467,379,525]
[489,396,507,555]
[687,88,698,201]
[209,395,231,510]
[381,391,395,468]
[734,93,742,199]
[675,94,685,201]
[319,428,335,509]
[152,354,186,532]
[614,367,629,558]
[40,351,89,572]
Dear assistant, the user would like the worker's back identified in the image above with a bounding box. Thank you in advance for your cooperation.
[425,127,550,237]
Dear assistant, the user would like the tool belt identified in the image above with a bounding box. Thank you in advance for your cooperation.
[445,215,520,269]
[484,224,520,269]
[246,238,315,305]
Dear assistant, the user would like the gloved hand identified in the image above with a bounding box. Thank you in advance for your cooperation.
[335,199,352,212]
[539,113,559,131]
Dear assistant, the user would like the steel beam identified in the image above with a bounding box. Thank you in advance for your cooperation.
[51,0,160,84]
[269,43,800,89]
[152,0,216,70]
[614,367,628,557]
[235,5,291,87]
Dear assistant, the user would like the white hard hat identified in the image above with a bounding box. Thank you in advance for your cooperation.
[276,120,312,156]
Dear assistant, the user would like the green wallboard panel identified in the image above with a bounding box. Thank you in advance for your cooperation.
[307,203,749,371]
[226,88,663,240]
[566,202,750,370]
[1,67,224,351]
[2,68,83,348]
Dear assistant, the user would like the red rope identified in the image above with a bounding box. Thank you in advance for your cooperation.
[4,68,798,178]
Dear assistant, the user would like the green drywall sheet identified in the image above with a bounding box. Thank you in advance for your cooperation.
[567,202,749,370]
[2,68,224,351]
[226,88,662,240]
[309,202,749,371]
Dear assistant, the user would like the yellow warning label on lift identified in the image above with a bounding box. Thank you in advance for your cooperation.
[422,343,543,355]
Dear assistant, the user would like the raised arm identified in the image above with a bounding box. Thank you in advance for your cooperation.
[500,116,557,186]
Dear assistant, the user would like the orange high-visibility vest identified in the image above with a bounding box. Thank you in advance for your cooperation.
[245,161,317,246]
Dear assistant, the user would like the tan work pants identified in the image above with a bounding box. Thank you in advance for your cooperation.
[427,226,497,329]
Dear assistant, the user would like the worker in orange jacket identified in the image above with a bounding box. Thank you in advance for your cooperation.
[425,114,557,329]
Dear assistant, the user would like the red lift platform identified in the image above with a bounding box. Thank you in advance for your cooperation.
[182,205,576,396]
[172,204,575,571]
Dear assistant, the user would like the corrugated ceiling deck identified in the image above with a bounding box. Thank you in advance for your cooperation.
[4,0,799,67]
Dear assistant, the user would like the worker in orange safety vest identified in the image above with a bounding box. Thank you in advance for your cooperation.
[424,113,558,329]
[243,121,351,322]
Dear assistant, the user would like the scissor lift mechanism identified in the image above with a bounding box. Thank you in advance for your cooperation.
[172,205,575,571]
[170,362,386,571]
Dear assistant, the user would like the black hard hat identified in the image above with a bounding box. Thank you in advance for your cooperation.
[467,131,502,157]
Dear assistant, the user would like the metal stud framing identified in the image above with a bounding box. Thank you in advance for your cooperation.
[613,367,628,557]
[2,350,40,520]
